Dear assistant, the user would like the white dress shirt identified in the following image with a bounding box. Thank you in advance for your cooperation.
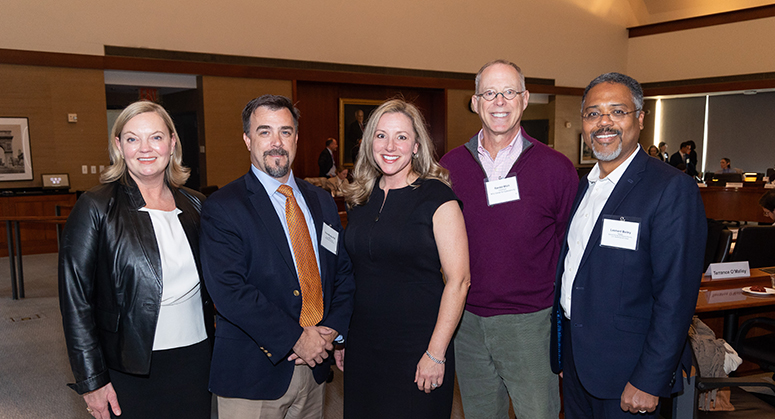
[560,145,641,319]
[142,207,208,350]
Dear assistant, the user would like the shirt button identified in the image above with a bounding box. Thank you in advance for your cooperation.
[293,290,300,297]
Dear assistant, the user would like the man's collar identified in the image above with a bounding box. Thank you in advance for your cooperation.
[477,129,523,157]
[588,144,641,185]
[251,165,298,194]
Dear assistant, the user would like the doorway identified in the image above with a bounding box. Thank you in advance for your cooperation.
[104,71,202,191]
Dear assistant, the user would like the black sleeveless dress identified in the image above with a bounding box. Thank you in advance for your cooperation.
[343,178,459,419]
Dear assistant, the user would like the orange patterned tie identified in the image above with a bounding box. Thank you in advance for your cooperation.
[277,185,324,327]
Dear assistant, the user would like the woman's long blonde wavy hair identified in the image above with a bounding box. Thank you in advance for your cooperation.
[344,99,449,207]
[101,101,190,188]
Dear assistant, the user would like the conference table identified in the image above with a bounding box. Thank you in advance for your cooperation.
[699,185,773,223]
[695,267,775,343]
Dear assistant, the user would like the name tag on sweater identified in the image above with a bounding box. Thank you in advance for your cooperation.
[485,176,520,206]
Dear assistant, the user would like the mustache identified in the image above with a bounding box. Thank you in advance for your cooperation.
[591,128,621,140]
[263,148,288,158]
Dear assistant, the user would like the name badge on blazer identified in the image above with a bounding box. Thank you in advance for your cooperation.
[485,176,520,206]
[320,223,339,255]
[600,215,641,251]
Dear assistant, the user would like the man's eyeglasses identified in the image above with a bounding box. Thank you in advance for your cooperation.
[475,89,525,101]
[582,109,641,123]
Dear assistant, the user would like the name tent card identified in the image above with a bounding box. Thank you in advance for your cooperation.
[705,261,750,280]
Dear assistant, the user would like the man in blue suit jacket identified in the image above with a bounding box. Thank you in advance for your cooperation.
[551,73,706,417]
[200,95,354,418]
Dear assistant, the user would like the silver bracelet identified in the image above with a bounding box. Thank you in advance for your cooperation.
[425,350,445,365]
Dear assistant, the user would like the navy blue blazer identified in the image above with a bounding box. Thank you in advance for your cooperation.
[200,171,355,400]
[551,149,706,399]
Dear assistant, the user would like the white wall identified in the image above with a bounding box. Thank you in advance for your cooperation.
[2,0,632,88]
[628,16,775,83]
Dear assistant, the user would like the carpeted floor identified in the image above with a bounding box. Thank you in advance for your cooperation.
[0,253,469,419]
[4,253,775,419]
[0,253,89,419]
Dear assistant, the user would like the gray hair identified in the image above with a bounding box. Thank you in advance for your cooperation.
[581,72,643,113]
[475,60,526,93]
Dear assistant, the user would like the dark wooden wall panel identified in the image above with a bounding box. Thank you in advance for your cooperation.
[0,194,76,257]
[294,81,446,179]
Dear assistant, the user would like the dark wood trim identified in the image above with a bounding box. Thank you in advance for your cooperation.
[195,76,208,188]
[0,47,582,96]
[0,48,104,69]
[105,46,480,81]
[642,72,775,96]
[628,4,775,38]
[544,86,585,96]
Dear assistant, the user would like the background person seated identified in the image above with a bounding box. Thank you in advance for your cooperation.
[304,168,349,196]
[759,190,775,225]
[647,145,660,158]
[715,157,743,175]
[325,168,349,196]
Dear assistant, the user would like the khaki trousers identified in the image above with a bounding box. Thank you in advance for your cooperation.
[217,366,325,419]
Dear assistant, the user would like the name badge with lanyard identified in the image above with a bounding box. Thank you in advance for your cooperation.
[485,176,520,206]
[600,215,641,251]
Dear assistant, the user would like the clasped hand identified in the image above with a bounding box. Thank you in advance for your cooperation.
[288,326,336,367]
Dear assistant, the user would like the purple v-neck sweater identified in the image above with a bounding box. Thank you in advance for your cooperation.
[440,129,578,316]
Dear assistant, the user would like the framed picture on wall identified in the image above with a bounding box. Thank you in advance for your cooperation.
[0,117,33,181]
[339,99,383,167]
[579,134,597,165]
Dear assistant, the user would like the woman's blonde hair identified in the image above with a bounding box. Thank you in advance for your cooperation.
[101,101,190,187]
[344,98,449,207]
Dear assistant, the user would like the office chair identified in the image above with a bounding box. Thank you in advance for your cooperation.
[704,219,733,271]
[715,229,733,265]
[733,317,775,374]
[729,225,775,269]
[683,319,775,418]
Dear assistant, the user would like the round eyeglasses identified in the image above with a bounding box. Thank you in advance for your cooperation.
[475,89,525,101]
[582,109,641,123]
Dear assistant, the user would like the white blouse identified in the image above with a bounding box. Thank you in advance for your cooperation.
[141,207,207,351]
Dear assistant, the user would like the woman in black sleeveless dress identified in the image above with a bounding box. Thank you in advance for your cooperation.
[340,99,470,418]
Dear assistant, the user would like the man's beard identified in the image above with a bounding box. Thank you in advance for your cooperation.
[590,128,622,162]
[263,148,290,178]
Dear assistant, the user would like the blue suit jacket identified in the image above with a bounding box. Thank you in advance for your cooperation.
[200,171,355,400]
[551,149,706,399]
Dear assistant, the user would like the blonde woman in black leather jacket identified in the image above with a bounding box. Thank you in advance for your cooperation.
[59,101,213,419]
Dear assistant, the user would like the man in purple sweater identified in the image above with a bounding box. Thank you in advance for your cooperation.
[440,60,577,419]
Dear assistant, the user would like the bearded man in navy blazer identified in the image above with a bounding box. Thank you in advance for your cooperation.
[200,95,354,419]
[551,73,706,417]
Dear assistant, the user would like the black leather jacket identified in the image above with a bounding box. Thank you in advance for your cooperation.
[58,177,214,395]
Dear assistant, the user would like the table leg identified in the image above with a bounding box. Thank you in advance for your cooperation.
[14,221,23,298]
[723,310,739,344]
[6,220,17,300]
